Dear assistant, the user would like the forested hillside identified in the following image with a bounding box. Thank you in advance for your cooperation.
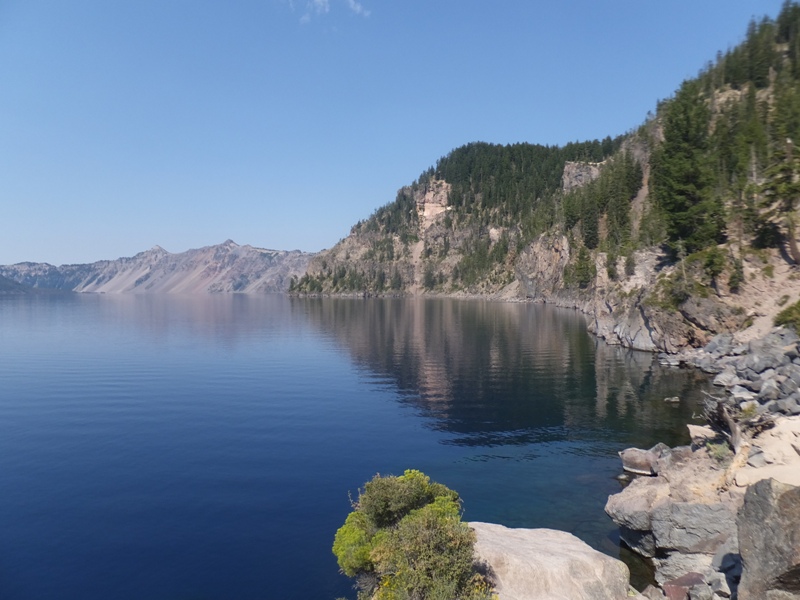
[294,1,800,351]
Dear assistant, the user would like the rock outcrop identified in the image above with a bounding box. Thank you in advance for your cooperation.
[605,445,743,586]
[470,522,631,600]
[673,328,800,421]
[562,160,603,192]
[515,239,732,354]
[737,478,800,600]
[0,240,314,294]
[605,325,800,598]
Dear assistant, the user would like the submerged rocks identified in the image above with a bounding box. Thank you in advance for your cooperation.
[470,522,631,600]
[737,478,800,600]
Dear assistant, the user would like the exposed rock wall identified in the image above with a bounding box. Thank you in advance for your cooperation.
[515,236,720,353]
[562,161,603,193]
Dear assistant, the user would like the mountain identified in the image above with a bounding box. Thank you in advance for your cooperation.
[0,273,31,294]
[0,241,314,294]
[293,2,800,352]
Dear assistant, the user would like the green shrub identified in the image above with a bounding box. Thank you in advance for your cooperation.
[624,253,636,277]
[332,470,493,600]
[775,298,800,330]
[706,441,732,463]
[703,247,725,285]
[728,259,744,292]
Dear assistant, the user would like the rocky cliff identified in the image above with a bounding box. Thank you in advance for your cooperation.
[0,273,32,294]
[0,240,314,294]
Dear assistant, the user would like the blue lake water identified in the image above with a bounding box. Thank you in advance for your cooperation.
[0,294,711,599]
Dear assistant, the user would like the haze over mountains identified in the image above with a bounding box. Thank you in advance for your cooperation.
[0,240,313,294]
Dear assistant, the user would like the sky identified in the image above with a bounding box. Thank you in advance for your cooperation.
[0,0,787,265]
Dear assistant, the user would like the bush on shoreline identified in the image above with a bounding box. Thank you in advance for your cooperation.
[332,469,494,600]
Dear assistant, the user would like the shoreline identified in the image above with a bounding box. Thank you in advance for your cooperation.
[605,326,800,599]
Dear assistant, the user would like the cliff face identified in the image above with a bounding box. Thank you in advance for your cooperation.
[0,274,31,294]
[297,154,751,353]
[515,236,741,353]
[0,241,314,294]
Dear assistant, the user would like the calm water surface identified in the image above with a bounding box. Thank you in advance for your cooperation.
[0,294,710,599]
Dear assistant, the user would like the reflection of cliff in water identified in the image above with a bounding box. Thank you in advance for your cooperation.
[296,297,710,448]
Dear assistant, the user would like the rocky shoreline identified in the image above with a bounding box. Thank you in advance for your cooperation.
[605,327,800,600]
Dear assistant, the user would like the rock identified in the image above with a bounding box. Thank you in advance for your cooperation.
[737,478,800,600]
[758,378,782,401]
[784,364,800,386]
[640,584,666,599]
[688,583,714,600]
[706,334,734,356]
[655,554,713,586]
[712,367,738,387]
[746,448,767,468]
[706,572,732,598]
[663,572,705,600]
[778,396,800,415]
[650,501,737,554]
[782,377,800,396]
[605,477,670,557]
[469,522,630,600]
[711,534,741,574]
[620,447,661,475]
[730,385,756,403]
[735,463,800,487]
[687,425,717,445]
[740,377,762,393]
[620,444,673,476]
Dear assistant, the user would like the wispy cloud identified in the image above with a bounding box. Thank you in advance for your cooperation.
[295,0,369,23]
[346,0,370,17]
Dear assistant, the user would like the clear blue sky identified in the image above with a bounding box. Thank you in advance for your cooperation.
[0,0,785,264]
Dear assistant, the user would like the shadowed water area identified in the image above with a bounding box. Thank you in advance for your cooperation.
[0,294,710,599]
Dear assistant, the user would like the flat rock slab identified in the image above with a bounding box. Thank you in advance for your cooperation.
[470,522,630,600]
[735,416,800,487]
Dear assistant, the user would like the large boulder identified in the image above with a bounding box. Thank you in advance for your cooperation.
[470,522,630,600]
[604,476,670,557]
[737,478,800,600]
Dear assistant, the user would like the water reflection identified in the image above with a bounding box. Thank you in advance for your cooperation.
[296,297,710,449]
[2,293,710,450]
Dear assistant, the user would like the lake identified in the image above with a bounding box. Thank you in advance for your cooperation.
[0,294,710,599]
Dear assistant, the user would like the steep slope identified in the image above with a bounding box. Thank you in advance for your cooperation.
[295,2,800,353]
[0,241,313,294]
[0,273,31,294]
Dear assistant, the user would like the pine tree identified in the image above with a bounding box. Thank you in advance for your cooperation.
[761,137,800,263]
[652,80,725,254]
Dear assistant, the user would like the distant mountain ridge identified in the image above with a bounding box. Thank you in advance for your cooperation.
[0,240,314,294]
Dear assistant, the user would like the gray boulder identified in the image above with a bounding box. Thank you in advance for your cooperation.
[470,522,630,600]
[712,367,738,388]
[651,501,737,555]
[737,478,800,600]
